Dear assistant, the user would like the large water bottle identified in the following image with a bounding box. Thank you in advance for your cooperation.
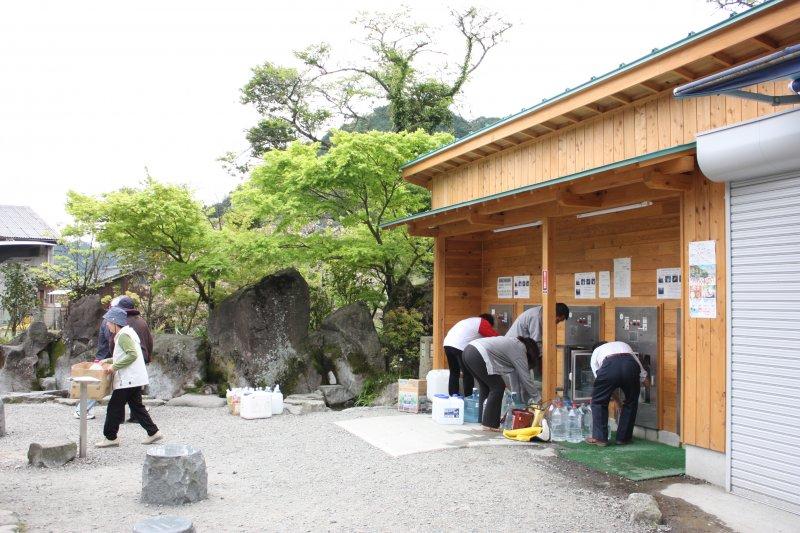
[464,388,480,423]
[580,403,593,438]
[567,406,583,443]
[551,403,568,442]
[500,390,513,422]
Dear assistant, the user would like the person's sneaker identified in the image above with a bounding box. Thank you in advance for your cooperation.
[141,431,163,445]
[74,410,96,420]
[95,438,119,448]
[538,419,551,442]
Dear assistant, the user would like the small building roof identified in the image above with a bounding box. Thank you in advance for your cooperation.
[0,205,59,243]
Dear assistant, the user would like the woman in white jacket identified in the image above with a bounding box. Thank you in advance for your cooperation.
[95,307,163,448]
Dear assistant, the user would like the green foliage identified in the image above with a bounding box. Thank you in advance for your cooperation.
[380,307,425,377]
[233,129,451,312]
[355,373,395,407]
[0,262,38,336]
[239,6,510,156]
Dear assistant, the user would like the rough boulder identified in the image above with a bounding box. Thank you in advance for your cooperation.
[207,269,320,394]
[307,302,385,405]
[55,295,104,389]
[0,321,58,393]
[147,334,206,400]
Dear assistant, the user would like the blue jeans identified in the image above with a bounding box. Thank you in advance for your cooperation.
[75,399,98,413]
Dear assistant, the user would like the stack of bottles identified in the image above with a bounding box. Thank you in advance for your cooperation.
[464,388,480,423]
[548,397,594,442]
[226,385,284,418]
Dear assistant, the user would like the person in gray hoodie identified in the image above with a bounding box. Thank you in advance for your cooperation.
[462,335,540,430]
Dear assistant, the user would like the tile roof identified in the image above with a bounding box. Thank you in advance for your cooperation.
[0,205,59,242]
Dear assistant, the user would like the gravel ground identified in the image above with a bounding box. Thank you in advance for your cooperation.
[0,402,657,533]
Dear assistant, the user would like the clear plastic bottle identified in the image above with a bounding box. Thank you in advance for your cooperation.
[567,406,583,443]
[551,402,568,442]
[580,403,593,438]
[271,384,283,415]
[464,388,480,423]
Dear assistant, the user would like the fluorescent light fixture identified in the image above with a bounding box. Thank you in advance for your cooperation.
[492,220,542,233]
[576,201,653,219]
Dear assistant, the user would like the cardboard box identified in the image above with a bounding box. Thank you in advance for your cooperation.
[398,378,427,413]
[69,362,113,400]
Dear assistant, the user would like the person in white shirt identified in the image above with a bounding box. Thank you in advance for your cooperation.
[442,314,499,396]
[586,341,647,446]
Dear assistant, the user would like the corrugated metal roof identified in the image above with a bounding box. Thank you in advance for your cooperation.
[0,205,58,242]
[401,0,784,171]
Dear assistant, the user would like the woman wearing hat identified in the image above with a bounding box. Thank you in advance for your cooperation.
[95,307,163,448]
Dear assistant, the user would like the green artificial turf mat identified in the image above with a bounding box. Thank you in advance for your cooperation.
[557,434,685,481]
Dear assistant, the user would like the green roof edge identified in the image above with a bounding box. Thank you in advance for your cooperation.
[400,0,783,170]
[382,142,697,228]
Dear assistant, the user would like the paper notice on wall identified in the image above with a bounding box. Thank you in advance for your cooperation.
[574,272,596,299]
[513,275,530,298]
[598,271,611,298]
[497,276,513,299]
[613,257,631,298]
[657,267,682,300]
[689,240,717,318]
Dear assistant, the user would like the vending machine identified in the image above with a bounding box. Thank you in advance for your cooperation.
[488,304,514,336]
[615,306,660,429]
[561,306,602,403]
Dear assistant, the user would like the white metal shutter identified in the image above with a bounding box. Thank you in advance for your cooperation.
[729,172,800,514]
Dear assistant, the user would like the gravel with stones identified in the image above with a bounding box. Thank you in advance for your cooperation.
[0,402,653,532]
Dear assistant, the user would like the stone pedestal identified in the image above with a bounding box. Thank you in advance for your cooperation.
[142,444,207,505]
[27,441,76,467]
[132,516,195,533]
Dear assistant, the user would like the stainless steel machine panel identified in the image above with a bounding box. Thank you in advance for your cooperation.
[565,306,602,348]
[615,306,659,430]
[569,348,594,402]
[489,304,514,336]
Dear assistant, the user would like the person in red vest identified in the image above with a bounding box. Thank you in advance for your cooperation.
[442,314,499,396]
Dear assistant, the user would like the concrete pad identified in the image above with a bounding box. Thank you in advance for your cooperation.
[661,483,799,533]
[335,414,536,457]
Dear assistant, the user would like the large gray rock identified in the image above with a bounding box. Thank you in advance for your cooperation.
[0,397,5,437]
[306,302,385,404]
[1,390,67,404]
[166,394,226,409]
[623,493,662,524]
[0,321,58,393]
[372,382,399,407]
[207,269,318,395]
[39,377,56,390]
[27,441,77,468]
[147,334,205,400]
[55,295,104,389]
[133,516,195,533]
[283,392,330,415]
[319,385,351,407]
[0,509,23,531]
[142,444,207,505]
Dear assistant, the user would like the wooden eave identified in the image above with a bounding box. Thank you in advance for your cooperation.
[402,1,800,188]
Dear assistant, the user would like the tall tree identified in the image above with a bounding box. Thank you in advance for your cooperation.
[0,262,38,336]
[240,6,510,154]
[232,129,452,312]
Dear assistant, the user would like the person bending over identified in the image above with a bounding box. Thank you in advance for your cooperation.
[462,335,539,431]
[442,314,499,396]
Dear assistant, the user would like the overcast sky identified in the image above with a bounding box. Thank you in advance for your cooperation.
[0,0,726,229]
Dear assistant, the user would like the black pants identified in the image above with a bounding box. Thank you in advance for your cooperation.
[444,346,474,397]
[591,356,640,442]
[462,346,506,429]
[104,386,158,440]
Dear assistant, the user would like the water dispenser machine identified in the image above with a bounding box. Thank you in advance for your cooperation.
[561,306,601,403]
[489,304,514,336]
[615,306,659,429]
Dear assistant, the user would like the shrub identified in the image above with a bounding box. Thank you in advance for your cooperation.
[380,307,425,378]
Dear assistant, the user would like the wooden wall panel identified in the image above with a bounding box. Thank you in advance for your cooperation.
[429,83,791,210]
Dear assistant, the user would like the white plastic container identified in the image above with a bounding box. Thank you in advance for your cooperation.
[432,394,464,425]
[271,384,284,415]
[425,369,450,400]
[240,390,272,419]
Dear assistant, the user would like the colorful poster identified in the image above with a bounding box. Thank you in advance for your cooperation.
[657,267,682,300]
[613,257,631,298]
[497,276,513,299]
[689,241,717,318]
[574,272,596,299]
[598,270,611,298]
[513,275,530,298]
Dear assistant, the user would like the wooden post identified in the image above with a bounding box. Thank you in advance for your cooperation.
[541,217,557,401]
[79,383,88,458]
[432,236,447,370]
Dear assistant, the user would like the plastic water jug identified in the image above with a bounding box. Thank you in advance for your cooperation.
[240,389,272,419]
[550,404,568,442]
[580,403,593,438]
[464,388,480,423]
[271,384,283,415]
[432,394,464,425]
[567,406,583,442]
[426,370,450,399]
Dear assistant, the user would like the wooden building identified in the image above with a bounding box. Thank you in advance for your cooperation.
[384,0,800,503]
